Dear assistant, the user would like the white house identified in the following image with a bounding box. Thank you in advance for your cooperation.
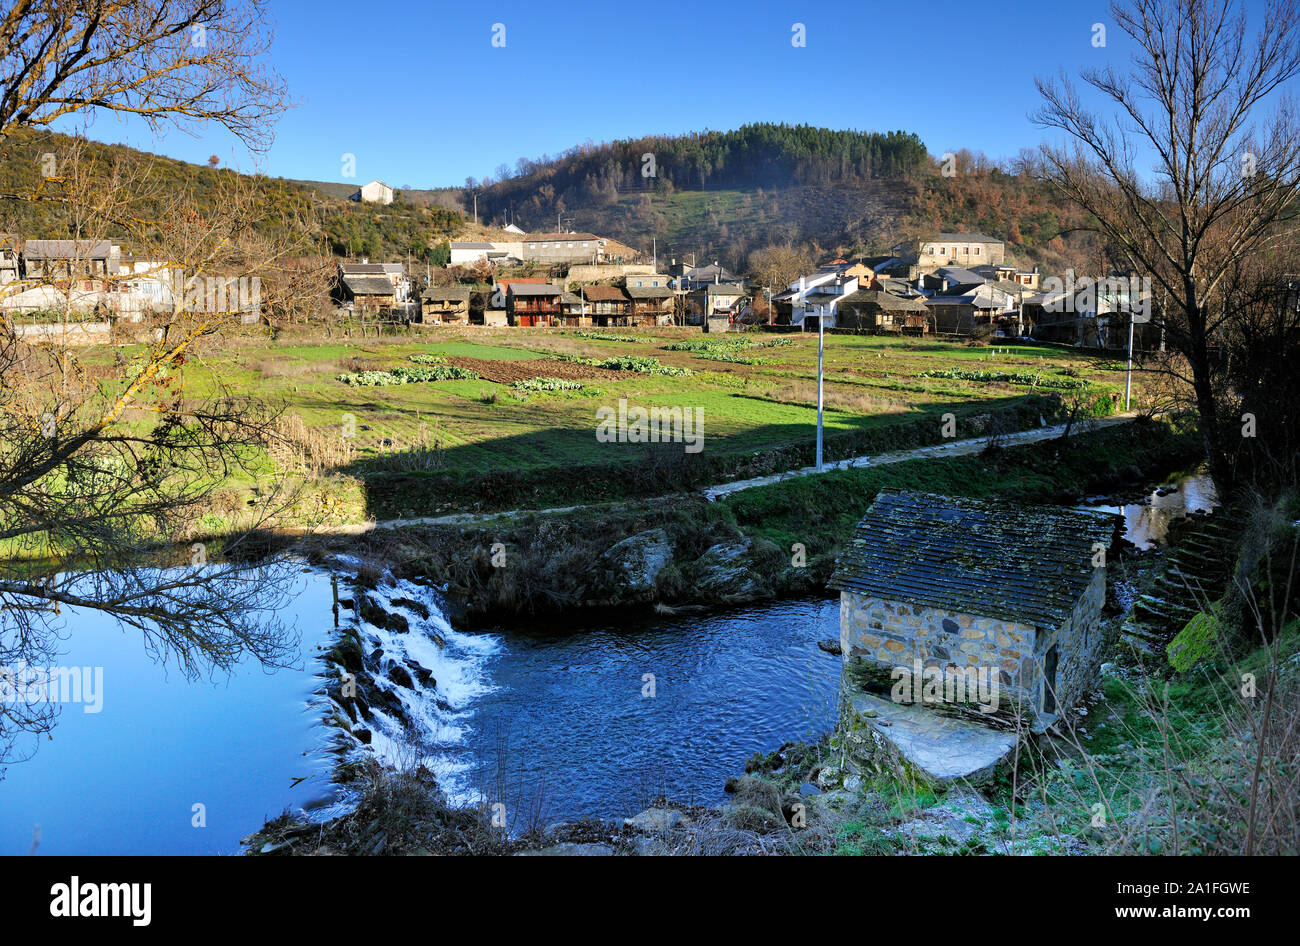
[776,271,859,328]
[448,241,522,266]
[352,180,395,205]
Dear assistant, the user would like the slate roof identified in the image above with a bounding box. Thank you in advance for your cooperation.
[625,286,673,299]
[340,262,387,275]
[23,239,115,259]
[933,266,988,285]
[342,274,396,296]
[935,232,1003,244]
[451,241,494,249]
[422,287,470,301]
[704,282,745,296]
[828,490,1119,631]
[507,283,563,296]
[525,232,601,243]
[839,289,927,311]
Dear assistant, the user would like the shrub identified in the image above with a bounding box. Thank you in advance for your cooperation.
[511,377,584,393]
[918,367,1091,390]
[556,354,693,376]
[337,364,479,385]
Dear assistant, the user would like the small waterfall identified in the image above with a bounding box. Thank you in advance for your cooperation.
[323,560,502,807]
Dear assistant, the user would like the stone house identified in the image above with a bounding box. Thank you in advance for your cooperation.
[828,490,1119,726]
[581,284,632,325]
[915,232,1005,272]
[521,232,606,264]
[420,286,470,323]
[625,285,674,325]
[687,282,746,324]
[0,234,20,285]
[22,239,120,286]
[335,273,396,313]
[837,288,929,333]
[506,282,564,325]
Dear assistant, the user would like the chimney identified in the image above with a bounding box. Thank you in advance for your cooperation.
[940,277,948,292]
[799,275,806,293]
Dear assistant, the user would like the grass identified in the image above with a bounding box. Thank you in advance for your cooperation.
[71,327,1137,524]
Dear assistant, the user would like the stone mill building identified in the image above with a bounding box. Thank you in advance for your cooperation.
[828,490,1120,726]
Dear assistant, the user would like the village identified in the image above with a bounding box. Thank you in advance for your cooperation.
[1,179,1159,350]
[0,0,1296,882]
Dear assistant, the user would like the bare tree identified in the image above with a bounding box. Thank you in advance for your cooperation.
[0,2,316,763]
[0,147,321,762]
[1032,0,1300,491]
[746,243,816,294]
[0,0,287,150]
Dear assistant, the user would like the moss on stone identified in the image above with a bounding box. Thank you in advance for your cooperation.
[1168,609,1220,673]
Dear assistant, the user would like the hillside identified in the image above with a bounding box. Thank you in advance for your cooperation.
[452,123,1100,273]
[0,129,463,261]
[0,124,1101,275]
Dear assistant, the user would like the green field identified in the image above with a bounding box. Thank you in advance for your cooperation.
[95,327,1133,522]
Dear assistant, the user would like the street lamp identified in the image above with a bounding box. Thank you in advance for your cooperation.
[1125,314,1135,412]
[816,307,825,471]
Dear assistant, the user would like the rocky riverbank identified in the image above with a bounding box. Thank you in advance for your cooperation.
[290,418,1201,629]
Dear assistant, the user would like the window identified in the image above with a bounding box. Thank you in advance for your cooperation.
[960,246,968,254]
[938,247,945,255]
[927,246,935,254]
[974,247,981,256]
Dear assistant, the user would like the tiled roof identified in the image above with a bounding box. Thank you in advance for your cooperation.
[828,490,1118,630]
[935,232,1003,244]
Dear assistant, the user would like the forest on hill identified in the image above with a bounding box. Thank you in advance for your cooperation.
[466,124,1099,274]
[0,124,1099,276]
[0,129,463,262]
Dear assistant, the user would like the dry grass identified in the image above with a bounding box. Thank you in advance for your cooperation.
[267,412,356,476]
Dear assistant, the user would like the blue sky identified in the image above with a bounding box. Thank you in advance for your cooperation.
[50,0,1275,187]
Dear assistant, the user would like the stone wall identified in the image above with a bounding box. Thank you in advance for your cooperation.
[838,568,1108,723]
[1033,567,1106,718]
[840,592,1039,713]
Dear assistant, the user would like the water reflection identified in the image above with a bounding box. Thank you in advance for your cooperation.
[1081,473,1219,550]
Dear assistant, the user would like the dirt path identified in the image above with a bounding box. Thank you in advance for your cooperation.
[294,413,1140,536]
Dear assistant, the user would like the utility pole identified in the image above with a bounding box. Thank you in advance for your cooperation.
[473,193,478,226]
[816,310,825,471]
[1125,315,1135,412]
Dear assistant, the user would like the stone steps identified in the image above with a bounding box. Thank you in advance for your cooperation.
[1121,511,1243,649]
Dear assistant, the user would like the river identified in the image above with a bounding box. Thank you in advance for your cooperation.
[0,474,1218,853]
